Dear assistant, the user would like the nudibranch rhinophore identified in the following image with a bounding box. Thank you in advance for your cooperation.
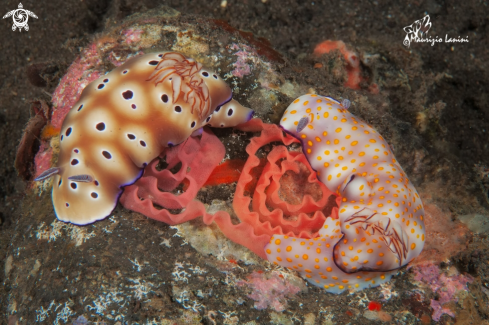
[35,52,253,225]
[266,94,425,293]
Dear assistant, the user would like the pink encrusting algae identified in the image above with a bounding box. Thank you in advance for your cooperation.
[122,28,144,44]
[50,43,103,129]
[33,142,53,180]
[237,271,302,312]
[230,43,256,78]
[413,262,473,321]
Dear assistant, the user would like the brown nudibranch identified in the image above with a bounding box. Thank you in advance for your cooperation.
[36,52,253,225]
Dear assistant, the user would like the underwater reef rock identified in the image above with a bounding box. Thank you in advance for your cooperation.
[14,100,51,180]
[5,5,489,325]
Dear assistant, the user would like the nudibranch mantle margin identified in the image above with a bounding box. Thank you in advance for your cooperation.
[37,52,253,225]
[266,94,425,293]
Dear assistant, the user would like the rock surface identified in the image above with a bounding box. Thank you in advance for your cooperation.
[2,2,489,325]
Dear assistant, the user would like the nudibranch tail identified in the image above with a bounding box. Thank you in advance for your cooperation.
[207,99,254,128]
[266,94,425,293]
[50,52,253,225]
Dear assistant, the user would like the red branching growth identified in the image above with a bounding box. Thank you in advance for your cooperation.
[147,52,210,118]
[119,127,270,259]
[234,119,339,239]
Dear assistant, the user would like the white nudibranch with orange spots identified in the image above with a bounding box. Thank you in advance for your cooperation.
[266,94,425,293]
[35,52,253,225]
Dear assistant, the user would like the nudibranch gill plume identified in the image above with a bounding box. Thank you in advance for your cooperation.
[36,52,253,225]
[266,94,425,293]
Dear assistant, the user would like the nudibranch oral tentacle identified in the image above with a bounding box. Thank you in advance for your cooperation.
[266,94,425,293]
[46,52,253,225]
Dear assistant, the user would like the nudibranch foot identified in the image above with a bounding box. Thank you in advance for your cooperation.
[266,94,425,293]
[45,52,253,225]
